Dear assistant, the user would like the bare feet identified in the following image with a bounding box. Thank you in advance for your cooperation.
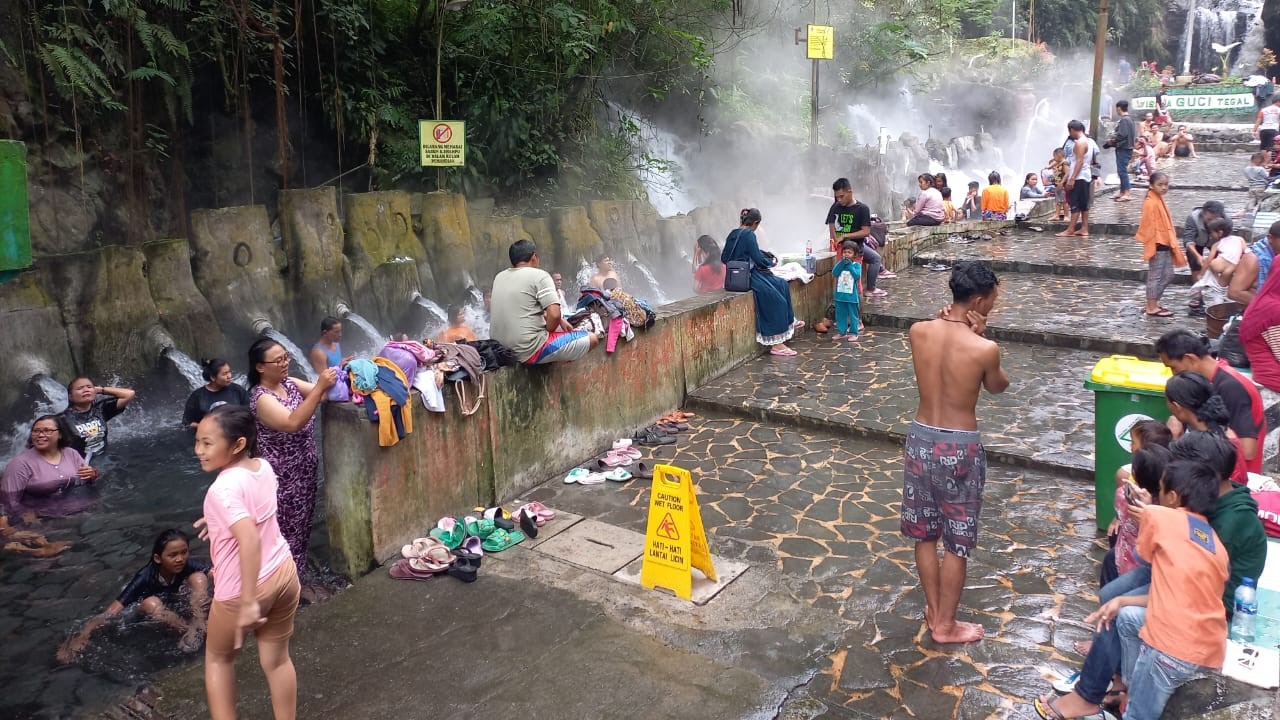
[1054,229,1075,237]
[930,619,985,643]
[178,625,205,653]
[1074,639,1093,655]
[5,540,72,557]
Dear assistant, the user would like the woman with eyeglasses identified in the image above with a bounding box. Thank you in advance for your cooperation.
[2,414,100,515]
[246,338,337,580]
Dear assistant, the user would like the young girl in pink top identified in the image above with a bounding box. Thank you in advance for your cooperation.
[194,405,300,720]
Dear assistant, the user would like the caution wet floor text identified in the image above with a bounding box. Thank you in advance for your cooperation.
[640,464,717,600]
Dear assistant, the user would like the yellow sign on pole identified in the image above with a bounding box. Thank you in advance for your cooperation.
[419,120,466,167]
[806,25,834,60]
[640,464,717,600]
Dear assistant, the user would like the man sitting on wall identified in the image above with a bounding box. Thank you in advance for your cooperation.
[491,239,601,365]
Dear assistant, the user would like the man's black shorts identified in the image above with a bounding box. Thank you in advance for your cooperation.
[1069,180,1092,212]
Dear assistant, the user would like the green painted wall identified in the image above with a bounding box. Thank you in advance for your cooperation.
[0,141,32,273]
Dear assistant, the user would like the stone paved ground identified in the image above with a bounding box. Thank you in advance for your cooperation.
[524,414,1271,718]
[915,231,1174,282]
[686,333,1098,475]
[861,265,1199,356]
[1080,188,1249,229]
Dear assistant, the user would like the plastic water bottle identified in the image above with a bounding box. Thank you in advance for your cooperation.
[804,242,815,273]
[1230,577,1258,643]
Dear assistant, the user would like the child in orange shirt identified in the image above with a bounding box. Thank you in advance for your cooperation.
[980,171,1010,220]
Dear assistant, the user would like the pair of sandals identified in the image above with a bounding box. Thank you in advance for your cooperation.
[390,536,480,583]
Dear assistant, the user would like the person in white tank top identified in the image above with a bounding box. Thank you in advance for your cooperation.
[1253,95,1280,151]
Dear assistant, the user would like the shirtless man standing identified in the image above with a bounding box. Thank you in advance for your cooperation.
[902,260,1009,644]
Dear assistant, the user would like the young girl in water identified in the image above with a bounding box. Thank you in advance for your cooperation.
[194,404,300,720]
[56,529,211,663]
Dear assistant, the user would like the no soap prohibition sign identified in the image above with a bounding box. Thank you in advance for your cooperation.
[420,120,465,167]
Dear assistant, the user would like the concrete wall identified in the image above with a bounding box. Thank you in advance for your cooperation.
[321,258,833,577]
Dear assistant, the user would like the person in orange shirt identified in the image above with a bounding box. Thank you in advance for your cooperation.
[1135,172,1187,317]
[979,171,1010,220]
[436,304,478,343]
[1034,460,1227,720]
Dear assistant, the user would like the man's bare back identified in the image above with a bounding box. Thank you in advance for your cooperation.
[910,317,1009,430]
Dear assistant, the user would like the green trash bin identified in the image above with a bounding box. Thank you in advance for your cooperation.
[1083,355,1172,531]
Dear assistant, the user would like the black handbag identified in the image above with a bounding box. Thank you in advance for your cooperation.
[723,229,752,292]
[1220,315,1250,369]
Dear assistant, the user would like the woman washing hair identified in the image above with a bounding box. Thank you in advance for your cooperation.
[692,235,725,294]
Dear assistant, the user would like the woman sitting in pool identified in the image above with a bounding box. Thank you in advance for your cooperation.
[57,529,211,662]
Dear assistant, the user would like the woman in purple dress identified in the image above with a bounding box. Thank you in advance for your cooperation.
[246,338,336,577]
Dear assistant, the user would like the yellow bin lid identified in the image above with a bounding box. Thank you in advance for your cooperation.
[1089,355,1171,392]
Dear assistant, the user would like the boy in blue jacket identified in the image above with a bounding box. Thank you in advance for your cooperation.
[831,239,863,342]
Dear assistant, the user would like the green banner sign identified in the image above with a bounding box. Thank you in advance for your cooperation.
[0,141,32,273]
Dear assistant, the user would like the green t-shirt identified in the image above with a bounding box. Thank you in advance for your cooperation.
[489,266,559,362]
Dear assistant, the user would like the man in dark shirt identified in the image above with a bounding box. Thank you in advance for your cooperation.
[1156,329,1266,474]
[1111,100,1137,202]
[826,178,893,298]
[1183,201,1226,316]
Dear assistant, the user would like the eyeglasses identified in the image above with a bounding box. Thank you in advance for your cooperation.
[31,428,59,436]
[266,354,291,366]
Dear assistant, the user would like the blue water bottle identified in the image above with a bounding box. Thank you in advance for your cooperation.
[1230,577,1258,643]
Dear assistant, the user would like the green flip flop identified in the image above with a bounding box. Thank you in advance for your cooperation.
[481,528,527,553]
[429,517,467,549]
[463,515,495,539]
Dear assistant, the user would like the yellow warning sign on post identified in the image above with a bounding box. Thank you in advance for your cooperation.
[419,120,466,167]
[806,25,834,60]
[640,464,717,600]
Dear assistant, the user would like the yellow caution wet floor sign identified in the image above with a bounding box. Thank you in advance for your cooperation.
[640,464,717,600]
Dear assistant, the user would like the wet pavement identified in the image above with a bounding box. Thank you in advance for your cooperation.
[914,231,1179,283]
[1079,188,1249,230]
[860,265,1199,356]
[686,332,1098,475]
[141,413,1273,719]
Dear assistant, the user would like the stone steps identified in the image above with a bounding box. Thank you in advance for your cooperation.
[687,332,1098,478]
[863,266,1201,356]
[914,230,1189,284]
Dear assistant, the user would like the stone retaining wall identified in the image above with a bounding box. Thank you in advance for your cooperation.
[321,258,834,577]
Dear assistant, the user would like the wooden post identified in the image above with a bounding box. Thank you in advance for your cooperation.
[1089,0,1109,139]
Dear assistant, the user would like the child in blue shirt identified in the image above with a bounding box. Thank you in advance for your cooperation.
[831,239,863,342]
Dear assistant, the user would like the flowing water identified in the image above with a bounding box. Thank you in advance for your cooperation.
[263,329,319,383]
[0,378,335,718]
[162,348,205,390]
[343,312,385,348]
[625,253,672,305]
[414,295,448,321]
[1179,0,1261,75]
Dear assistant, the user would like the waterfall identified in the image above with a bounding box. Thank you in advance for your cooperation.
[462,300,490,340]
[414,295,448,320]
[605,102,695,218]
[1179,0,1261,75]
[163,348,206,390]
[344,312,384,345]
[262,329,319,382]
[33,375,68,414]
[625,252,672,305]
[575,258,594,291]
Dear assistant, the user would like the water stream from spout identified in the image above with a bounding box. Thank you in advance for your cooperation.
[625,253,671,305]
[163,348,206,390]
[263,329,319,382]
[414,295,448,320]
[344,312,384,346]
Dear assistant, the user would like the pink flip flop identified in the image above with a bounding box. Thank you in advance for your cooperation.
[521,501,556,524]
[602,451,633,467]
[770,347,798,356]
